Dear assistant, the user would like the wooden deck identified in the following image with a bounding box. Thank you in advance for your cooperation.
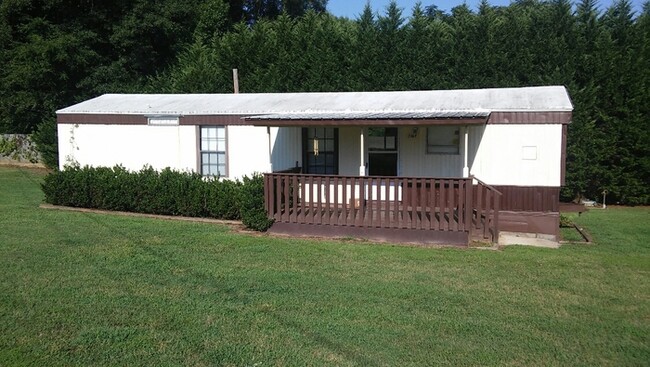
[264,173,502,245]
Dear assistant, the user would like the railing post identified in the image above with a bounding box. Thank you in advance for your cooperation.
[269,174,277,220]
[264,174,270,218]
[493,192,501,243]
[464,178,472,236]
[291,174,298,223]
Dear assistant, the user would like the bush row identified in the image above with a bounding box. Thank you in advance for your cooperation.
[41,165,273,231]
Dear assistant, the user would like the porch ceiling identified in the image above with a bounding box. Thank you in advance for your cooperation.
[243,110,490,126]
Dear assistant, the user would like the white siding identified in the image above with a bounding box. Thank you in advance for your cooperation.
[470,124,562,186]
[339,127,362,176]
[338,126,465,177]
[58,123,563,187]
[226,126,275,179]
[58,123,282,180]
[270,127,302,171]
[398,127,464,177]
[58,123,197,172]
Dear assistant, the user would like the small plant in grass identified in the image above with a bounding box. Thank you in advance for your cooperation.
[560,214,574,227]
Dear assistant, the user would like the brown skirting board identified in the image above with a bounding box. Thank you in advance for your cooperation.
[498,210,560,238]
[269,222,468,247]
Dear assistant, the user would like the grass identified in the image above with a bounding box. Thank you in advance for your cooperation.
[0,166,648,366]
[559,225,586,242]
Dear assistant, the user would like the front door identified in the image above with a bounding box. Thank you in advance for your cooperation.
[302,127,338,174]
[368,127,398,176]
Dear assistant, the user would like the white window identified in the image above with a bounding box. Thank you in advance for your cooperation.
[200,126,226,177]
[426,126,460,154]
[148,116,179,126]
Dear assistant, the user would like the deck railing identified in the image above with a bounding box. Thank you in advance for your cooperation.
[264,173,502,242]
[472,176,502,242]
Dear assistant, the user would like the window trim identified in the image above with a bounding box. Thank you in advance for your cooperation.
[199,125,227,177]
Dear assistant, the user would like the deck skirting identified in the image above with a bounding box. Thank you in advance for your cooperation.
[269,222,468,246]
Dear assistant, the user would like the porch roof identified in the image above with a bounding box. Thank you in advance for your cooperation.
[242,110,490,126]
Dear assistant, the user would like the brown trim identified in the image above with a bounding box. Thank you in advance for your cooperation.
[195,126,200,174]
[57,114,147,125]
[58,112,573,126]
[57,114,250,126]
[224,125,230,178]
[181,115,249,126]
[498,210,559,239]
[245,117,488,127]
[561,124,567,186]
[491,186,560,212]
[269,222,468,246]
[488,111,572,124]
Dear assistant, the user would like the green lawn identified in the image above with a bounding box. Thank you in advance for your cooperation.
[1,166,648,366]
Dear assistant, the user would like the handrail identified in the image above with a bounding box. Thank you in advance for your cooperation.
[470,175,503,196]
[269,172,473,181]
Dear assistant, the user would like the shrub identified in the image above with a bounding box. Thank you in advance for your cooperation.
[206,179,241,220]
[41,166,273,231]
[32,118,58,169]
[238,173,274,231]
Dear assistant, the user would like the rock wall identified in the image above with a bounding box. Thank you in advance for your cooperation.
[0,134,42,165]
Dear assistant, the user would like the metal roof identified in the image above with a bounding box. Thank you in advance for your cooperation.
[244,110,490,120]
[56,86,573,116]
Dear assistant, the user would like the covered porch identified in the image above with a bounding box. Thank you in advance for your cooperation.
[248,111,502,246]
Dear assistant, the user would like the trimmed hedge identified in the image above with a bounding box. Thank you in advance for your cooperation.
[238,174,274,231]
[41,165,273,231]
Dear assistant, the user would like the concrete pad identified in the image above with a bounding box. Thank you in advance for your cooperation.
[499,232,561,248]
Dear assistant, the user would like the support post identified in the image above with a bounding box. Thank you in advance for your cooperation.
[359,127,366,176]
[266,126,273,173]
[462,126,469,178]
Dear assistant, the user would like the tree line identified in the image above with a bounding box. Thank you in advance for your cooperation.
[1,0,648,204]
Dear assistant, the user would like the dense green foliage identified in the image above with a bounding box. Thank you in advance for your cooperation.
[237,173,275,231]
[30,118,58,168]
[2,166,649,365]
[41,165,272,230]
[1,0,648,204]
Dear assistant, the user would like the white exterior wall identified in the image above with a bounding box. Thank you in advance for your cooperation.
[270,127,302,171]
[469,124,562,186]
[58,123,562,186]
[226,125,273,179]
[333,125,561,186]
[398,127,464,177]
[339,127,362,176]
[58,123,304,180]
[338,126,464,177]
[58,123,197,172]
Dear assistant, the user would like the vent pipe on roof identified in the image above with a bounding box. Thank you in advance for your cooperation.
[233,69,239,94]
